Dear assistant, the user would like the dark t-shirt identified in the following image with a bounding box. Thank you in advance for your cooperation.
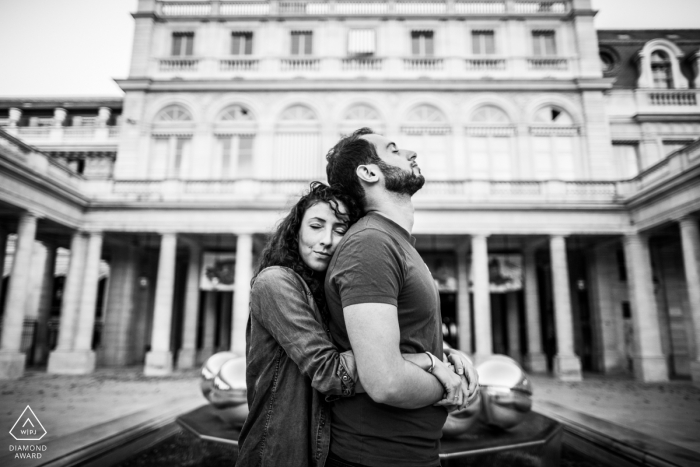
[324,212,446,467]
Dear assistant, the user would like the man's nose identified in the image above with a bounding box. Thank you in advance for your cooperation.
[402,149,417,160]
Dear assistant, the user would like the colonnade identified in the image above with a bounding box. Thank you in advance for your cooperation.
[1,210,700,386]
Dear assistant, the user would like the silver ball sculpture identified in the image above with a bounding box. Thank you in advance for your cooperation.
[200,351,238,401]
[209,356,249,428]
[477,355,533,430]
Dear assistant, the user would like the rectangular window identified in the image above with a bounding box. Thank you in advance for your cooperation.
[612,143,640,179]
[348,29,376,56]
[231,32,253,55]
[411,31,434,57]
[291,31,313,56]
[662,140,693,157]
[472,30,495,55]
[172,32,195,56]
[532,30,556,56]
[215,135,255,179]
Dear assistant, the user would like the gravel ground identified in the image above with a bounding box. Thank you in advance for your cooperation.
[530,373,700,453]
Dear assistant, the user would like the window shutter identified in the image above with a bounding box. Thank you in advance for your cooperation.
[348,29,375,55]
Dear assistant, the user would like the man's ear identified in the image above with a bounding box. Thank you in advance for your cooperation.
[356,164,379,184]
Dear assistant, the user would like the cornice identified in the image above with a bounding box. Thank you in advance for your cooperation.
[115,78,613,93]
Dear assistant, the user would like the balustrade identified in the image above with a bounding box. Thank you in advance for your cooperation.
[455,1,505,13]
[159,58,199,72]
[527,58,568,70]
[220,1,271,14]
[156,0,569,16]
[403,58,444,71]
[648,91,697,106]
[342,57,383,71]
[16,127,51,139]
[465,58,506,71]
[220,59,260,72]
[395,0,448,14]
[281,58,321,71]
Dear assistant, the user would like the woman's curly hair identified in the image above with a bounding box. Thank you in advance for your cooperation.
[252,181,362,322]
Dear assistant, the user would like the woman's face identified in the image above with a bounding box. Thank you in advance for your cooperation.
[297,200,349,272]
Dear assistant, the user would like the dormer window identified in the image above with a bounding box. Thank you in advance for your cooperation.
[651,51,673,89]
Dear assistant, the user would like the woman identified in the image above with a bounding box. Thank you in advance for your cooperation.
[237,182,471,467]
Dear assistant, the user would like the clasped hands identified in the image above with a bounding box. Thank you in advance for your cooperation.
[431,349,479,413]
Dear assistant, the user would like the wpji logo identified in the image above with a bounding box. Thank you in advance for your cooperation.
[10,406,47,441]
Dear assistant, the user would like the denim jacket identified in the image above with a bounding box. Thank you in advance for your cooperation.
[237,266,356,467]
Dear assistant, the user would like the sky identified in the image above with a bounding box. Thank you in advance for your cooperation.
[0,0,698,97]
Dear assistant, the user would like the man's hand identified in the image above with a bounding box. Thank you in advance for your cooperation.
[438,349,479,411]
[428,357,464,410]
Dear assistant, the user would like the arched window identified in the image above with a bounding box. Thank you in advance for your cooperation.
[651,51,673,89]
[340,103,383,136]
[213,104,256,179]
[401,105,451,180]
[150,104,194,180]
[465,105,515,180]
[530,106,578,180]
[273,105,322,180]
[155,105,192,122]
[636,39,687,89]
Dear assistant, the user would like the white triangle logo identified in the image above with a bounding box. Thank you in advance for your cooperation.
[9,406,47,441]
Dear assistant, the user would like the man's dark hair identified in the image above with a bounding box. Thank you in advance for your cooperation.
[325,127,381,209]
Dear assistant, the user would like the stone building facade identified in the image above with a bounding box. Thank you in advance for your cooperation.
[0,0,699,386]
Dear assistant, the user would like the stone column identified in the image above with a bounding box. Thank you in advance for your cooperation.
[198,292,217,364]
[0,212,38,379]
[48,232,87,373]
[506,293,520,363]
[34,243,57,365]
[623,233,668,382]
[471,234,492,364]
[68,232,104,374]
[523,247,547,372]
[101,244,138,366]
[550,235,582,381]
[231,234,253,356]
[144,233,178,376]
[678,217,700,386]
[177,245,201,369]
[8,108,21,127]
[456,241,472,353]
[0,230,8,318]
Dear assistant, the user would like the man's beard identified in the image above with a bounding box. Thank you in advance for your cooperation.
[378,161,425,196]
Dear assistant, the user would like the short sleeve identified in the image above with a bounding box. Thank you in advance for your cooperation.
[331,228,405,307]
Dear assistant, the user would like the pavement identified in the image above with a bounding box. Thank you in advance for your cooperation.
[0,367,698,466]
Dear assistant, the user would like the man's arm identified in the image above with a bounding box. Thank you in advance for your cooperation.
[344,302,458,408]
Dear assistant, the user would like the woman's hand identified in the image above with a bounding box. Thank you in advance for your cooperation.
[443,349,479,406]
[430,356,465,411]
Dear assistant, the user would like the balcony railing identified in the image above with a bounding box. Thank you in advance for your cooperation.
[159,58,199,72]
[281,58,321,71]
[64,127,96,139]
[455,1,505,13]
[465,58,506,71]
[16,127,51,139]
[513,1,566,13]
[220,1,271,14]
[527,57,568,70]
[220,58,260,72]
[342,57,383,71]
[404,58,444,71]
[156,0,570,16]
[395,0,448,14]
[648,90,698,106]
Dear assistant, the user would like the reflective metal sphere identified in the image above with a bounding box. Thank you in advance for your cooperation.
[209,356,249,428]
[477,355,533,430]
[200,351,238,401]
[442,391,482,438]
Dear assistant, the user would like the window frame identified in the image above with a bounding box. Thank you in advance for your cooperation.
[231,31,254,56]
[531,30,557,56]
[291,30,313,56]
[471,30,496,56]
[171,32,195,57]
[411,30,434,57]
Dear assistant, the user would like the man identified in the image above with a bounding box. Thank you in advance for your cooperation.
[324,128,478,467]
